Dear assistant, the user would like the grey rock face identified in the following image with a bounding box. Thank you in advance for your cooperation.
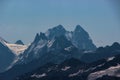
[72,25,96,50]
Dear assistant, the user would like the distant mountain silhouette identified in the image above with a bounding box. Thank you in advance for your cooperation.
[0,25,120,80]
[80,42,120,63]
[15,40,24,45]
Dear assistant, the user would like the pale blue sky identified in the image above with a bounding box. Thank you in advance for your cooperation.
[0,0,120,47]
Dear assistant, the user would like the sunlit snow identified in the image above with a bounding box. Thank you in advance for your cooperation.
[6,43,28,55]
[69,70,83,77]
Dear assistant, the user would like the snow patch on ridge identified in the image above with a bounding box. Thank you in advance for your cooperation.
[107,57,115,61]
[69,70,83,77]
[47,39,55,48]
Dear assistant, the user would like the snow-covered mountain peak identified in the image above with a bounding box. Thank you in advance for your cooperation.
[16,25,96,65]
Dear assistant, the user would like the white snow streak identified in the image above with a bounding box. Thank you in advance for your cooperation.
[61,66,70,71]
[88,64,120,80]
[69,70,83,77]
[31,73,47,78]
[107,57,115,61]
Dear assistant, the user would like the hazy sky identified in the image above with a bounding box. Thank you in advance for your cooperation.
[0,0,120,47]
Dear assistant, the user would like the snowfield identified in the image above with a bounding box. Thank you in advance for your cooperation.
[88,64,120,80]
[6,43,28,55]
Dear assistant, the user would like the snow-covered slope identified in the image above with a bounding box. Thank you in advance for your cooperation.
[88,64,120,80]
[0,37,28,55]
[6,43,28,55]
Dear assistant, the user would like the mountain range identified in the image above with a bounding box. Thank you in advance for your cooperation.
[0,25,120,80]
[15,53,120,80]
[16,25,96,65]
